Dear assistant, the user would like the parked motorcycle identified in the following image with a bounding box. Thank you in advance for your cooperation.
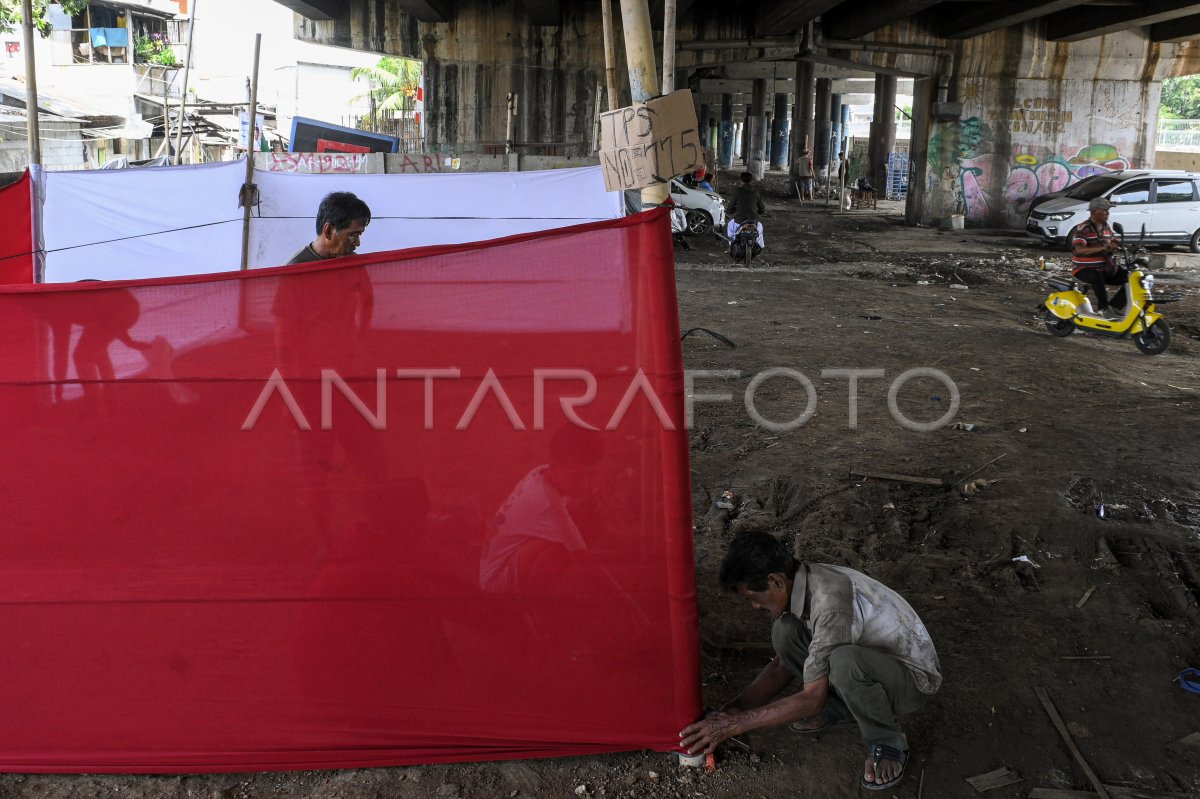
[1042,232,1176,355]
[729,220,761,267]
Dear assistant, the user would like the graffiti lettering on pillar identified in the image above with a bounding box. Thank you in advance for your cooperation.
[395,154,444,173]
[929,117,1131,225]
[1005,145,1129,217]
[1010,98,1073,136]
[269,153,367,174]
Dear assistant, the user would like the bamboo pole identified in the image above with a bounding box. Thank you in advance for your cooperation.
[174,0,198,164]
[661,0,676,93]
[239,33,261,271]
[618,0,667,206]
[21,0,40,165]
[600,0,619,111]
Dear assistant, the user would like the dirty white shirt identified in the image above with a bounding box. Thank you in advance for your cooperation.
[783,563,942,694]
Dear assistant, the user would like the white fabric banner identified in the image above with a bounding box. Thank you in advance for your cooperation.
[42,165,623,282]
[43,162,247,283]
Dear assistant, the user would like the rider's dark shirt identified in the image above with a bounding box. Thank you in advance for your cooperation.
[728,185,765,222]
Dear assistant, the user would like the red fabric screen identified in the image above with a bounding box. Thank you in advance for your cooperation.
[0,209,700,773]
[0,170,33,284]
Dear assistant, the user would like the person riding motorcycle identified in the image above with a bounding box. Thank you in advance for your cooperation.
[726,171,765,251]
[1071,197,1127,319]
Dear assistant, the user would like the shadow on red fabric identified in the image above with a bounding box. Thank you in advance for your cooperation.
[0,208,700,773]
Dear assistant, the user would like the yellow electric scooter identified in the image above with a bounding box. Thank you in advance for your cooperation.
[1042,234,1174,356]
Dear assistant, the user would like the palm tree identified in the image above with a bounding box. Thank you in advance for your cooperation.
[351,57,422,134]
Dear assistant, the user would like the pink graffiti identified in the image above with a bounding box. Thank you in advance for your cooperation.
[269,152,367,174]
[1005,167,1039,210]
[1035,160,1072,193]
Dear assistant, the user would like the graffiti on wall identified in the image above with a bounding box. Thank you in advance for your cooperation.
[929,116,1131,225]
[269,153,368,174]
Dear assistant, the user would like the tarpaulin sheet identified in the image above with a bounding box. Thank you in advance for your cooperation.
[0,209,700,773]
[41,164,624,282]
[0,169,34,284]
[249,166,625,269]
[41,161,246,283]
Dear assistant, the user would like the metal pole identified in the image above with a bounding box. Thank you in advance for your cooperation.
[239,33,261,271]
[618,0,666,206]
[21,0,40,165]
[600,0,619,111]
[661,0,676,93]
[173,0,198,164]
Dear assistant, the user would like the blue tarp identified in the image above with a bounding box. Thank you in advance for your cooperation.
[89,27,128,48]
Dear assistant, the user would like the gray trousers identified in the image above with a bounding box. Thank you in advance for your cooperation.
[773,613,931,752]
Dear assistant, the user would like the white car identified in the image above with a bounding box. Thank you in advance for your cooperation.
[1026,170,1200,250]
[669,179,726,236]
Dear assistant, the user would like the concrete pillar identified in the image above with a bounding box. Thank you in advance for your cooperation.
[814,78,831,178]
[770,92,788,170]
[905,76,932,226]
[719,94,734,168]
[792,57,814,166]
[749,79,767,178]
[698,103,710,147]
[873,75,897,194]
[829,92,843,177]
[741,103,752,167]
[868,75,883,192]
[840,101,850,170]
[709,119,718,152]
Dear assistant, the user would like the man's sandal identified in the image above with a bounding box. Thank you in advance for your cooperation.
[788,705,852,735]
[861,743,908,791]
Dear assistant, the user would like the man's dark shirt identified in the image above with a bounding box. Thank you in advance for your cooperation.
[729,185,765,222]
[287,243,324,265]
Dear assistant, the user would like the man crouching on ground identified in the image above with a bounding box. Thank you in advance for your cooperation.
[679,531,941,791]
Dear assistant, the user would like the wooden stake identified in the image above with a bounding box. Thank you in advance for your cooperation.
[239,33,261,271]
[1075,587,1097,608]
[959,452,1008,483]
[849,469,945,486]
[174,0,199,164]
[1033,687,1111,799]
[21,0,40,165]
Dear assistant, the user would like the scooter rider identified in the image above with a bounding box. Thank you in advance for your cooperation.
[726,172,766,250]
[1071,197,1127,320]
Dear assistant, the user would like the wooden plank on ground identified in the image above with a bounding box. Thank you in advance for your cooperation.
[1033,686,1112,799]
[965,766,1022,792]
[848,469,945,486]
[1031,788,1198,799]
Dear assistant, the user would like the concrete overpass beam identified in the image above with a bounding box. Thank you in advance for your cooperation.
[757,0,846,36]
[273,0,340,20]
[935,0,1091,39]
[521,0,562,25]
[1149,12,1200,40]
[823,0,942,40]
[394,0,453,23]
[1045,0,1200,41]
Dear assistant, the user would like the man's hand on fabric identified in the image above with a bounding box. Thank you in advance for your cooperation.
[679,710,745,756]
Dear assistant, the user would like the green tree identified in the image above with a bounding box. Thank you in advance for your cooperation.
[0,0,89,37]
[351,56,422,132]
[1161,75,1200,119]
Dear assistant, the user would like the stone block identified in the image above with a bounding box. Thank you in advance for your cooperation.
[1148,252,1200,270]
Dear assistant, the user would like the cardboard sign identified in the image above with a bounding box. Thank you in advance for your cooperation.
[599,90,702,192]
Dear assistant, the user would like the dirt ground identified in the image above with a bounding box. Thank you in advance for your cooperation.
[4,172,1200,799]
